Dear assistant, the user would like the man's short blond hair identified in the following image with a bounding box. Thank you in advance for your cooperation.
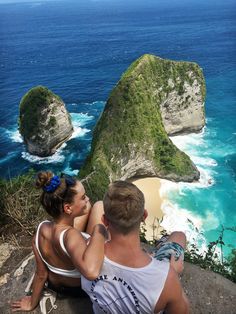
[103,180,145,234]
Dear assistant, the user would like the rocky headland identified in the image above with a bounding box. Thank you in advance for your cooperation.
[79,54,206,201]
[19,86,73,157]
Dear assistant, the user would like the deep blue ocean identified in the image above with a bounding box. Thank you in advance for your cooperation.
[0,0,235,255]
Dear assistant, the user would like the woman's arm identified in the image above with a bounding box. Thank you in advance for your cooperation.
[65,224,108,280]
[11,236,48,312]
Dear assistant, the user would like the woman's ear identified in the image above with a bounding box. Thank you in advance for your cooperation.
[63,203,72,215]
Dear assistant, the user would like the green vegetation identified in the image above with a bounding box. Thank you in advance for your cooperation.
[122,54,206,101]
[49,116,57,128]
[79,54,204,200]
[185,225,236,283]
[0,170,46,235]
[19,86,61,139]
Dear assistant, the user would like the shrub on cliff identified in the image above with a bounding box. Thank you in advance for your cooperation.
[0,170,46,235]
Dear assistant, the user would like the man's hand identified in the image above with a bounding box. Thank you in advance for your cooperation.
[170,254,184,275]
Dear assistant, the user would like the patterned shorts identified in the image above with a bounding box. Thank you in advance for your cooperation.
[153,241,185,262]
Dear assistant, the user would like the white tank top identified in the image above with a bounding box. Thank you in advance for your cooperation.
[81,255,169,314]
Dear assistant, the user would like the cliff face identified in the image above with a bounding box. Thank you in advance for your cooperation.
[19,86,73,157]
[160,72,205,135]
[80,54,204,201]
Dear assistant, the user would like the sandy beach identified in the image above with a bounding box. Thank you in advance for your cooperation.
[131,177,164,241]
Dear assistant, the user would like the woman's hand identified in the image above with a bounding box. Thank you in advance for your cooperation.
[11,296,35,312]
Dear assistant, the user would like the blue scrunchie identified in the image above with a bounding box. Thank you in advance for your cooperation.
[44,175,61,192]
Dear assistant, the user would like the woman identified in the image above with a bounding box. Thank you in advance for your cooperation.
[11,171,107,312]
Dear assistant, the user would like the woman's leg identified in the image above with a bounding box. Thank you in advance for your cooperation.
[74,201,92,231]
[86,201,105,235]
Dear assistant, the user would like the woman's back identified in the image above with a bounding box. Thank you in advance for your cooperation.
[36,221,77,271]
[35,220,87,289]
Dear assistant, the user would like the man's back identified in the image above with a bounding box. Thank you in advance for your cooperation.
[81,181,189,314]
[82,256,169,314]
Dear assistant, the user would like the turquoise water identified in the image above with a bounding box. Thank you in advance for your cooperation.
[0,0,235,255]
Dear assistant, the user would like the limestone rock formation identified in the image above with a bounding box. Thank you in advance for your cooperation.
[79,54,204,201]
[19,86,73,157]
[159,66,205,135]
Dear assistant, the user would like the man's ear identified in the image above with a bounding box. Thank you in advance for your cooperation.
[142,209,148,222]
[102,214,109,227]
[63,203,72,215]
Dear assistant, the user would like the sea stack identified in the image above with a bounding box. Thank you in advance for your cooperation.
[79,54,205,201]
[19,86,73,157]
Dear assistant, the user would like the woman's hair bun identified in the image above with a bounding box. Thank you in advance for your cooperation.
[35,171,54,189]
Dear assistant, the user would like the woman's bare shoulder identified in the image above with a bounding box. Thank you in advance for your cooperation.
[37,221,54,240]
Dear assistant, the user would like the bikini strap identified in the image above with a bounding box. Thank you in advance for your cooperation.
[35,220,51,265]
[35,220,51,253]
[59,228,72,257]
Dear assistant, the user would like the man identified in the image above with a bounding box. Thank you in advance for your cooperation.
[82,181,189,313]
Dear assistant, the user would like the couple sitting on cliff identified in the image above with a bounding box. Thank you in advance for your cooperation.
[11,171,189,314]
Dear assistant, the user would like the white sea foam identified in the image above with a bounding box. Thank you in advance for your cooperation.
[62,166,79,176]
[169,131,217,189]
[70,112,93,139]
[159,129,220,252]
[6,129,23,143]
[160,201,223,256]
[21,143,67,164]
[87,101,105,106]
[71,126,90,139]
[170,130,205,152]
[160,199,205,244]
[191,156,217,167]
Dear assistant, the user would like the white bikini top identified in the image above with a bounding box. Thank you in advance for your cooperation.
[35,220,90,278]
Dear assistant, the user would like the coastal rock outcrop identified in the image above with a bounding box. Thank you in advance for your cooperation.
[79,54,204,200]
[159,63,205,135]
[19,86,73,157]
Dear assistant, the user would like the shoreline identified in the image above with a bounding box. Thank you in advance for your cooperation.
[131,177,164,241]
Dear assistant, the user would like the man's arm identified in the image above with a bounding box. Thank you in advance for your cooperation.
[155,266,190,314]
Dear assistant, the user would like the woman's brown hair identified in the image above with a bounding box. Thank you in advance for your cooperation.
[36,171,78,218]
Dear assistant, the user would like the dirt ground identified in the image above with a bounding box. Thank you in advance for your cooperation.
[0,233,235,314]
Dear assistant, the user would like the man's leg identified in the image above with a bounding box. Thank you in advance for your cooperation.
[166,231,186,249]
[153,231,186,274]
